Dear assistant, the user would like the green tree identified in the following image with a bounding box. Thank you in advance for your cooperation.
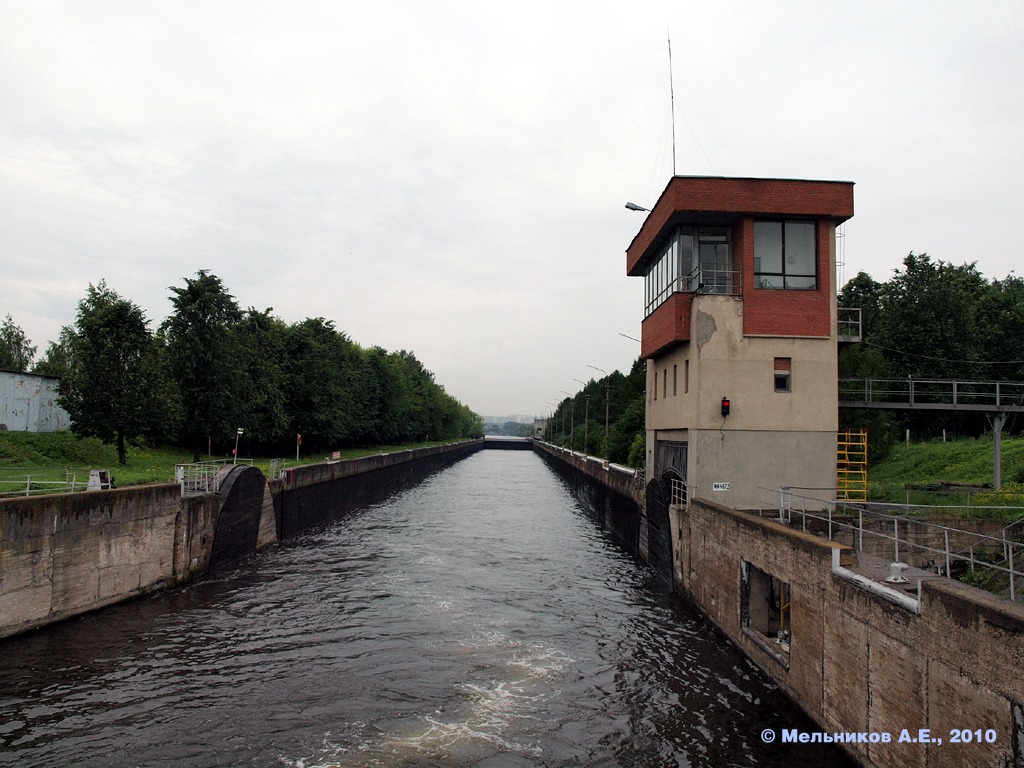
[60,281,172,465]
[162,271,245,459]
[283,318,365,450]
[838,271,883,339]
[876,253,987,379]
[607,397,645,465]
[32,330,74,379]
[235,308,290,450]
[973,275,1024,382]
[0,314,36,372]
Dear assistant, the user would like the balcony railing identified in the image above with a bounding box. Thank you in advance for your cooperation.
[837,307,862,342]
[684,266,740,296]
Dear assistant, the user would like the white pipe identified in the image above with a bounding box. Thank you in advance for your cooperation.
[831,549,921,614]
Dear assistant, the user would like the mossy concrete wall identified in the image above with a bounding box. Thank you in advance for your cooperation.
[532,441,645,557]
[0,441,482,639]
[273,440,484,536]
[0,483,218,639]
[533,441,1024,768]
[676,497,1024,768]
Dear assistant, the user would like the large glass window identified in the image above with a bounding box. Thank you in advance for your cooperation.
[697,228,732,294]
[644,226,732,316]
[644,228,682,316]
[754,220,817,290]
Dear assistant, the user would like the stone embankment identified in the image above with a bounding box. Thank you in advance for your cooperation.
[536,439,1024,768]
[0,440,482,639]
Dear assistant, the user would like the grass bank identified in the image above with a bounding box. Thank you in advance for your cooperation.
[0,431,471,491]
[866,434,1024,518]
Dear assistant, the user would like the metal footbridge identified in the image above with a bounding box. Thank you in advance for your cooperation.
[839,378,1024,413]
[839,377,1024,487]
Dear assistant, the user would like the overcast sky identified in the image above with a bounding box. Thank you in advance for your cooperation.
[3,1,1023,418]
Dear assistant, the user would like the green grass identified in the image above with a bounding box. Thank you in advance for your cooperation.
[869,434,1024,485]
[866,434,1024,518]
[0,431,469,491]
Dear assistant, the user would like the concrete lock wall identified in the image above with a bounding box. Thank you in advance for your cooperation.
[532,441,644,556]
[675,497,1024,768]
[0,483,220,639]
[537,443,1024,768]
[272,440,484,536]
[0,441,482,639]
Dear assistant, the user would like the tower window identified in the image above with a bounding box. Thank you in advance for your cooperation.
[774,357,792,392]
[754,220,817,290]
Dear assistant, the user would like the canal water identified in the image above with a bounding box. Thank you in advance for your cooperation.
[0,451,852,767]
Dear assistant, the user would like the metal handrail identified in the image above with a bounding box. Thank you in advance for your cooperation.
[775,487,1022,601]
[176,458,252,497]
[839,377,1024,409]
[683,265,740,296]
[837,307,862,341]
[0,467,102,497]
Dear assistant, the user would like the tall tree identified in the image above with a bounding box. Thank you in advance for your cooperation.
[235,307,289,450]
[0,314,36,372]
[60,281,170,465]
[838,271,883,339]
[973,275,1024,383]
[32,330,75,379]
[875,253,986,379]
[162,271,245,459]
[283,317,365,449]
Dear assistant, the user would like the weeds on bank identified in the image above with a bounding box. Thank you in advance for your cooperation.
[0,431,468,490]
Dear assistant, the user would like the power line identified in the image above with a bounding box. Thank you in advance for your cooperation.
[868,342,1024,368]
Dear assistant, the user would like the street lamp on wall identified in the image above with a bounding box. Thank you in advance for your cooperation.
[573,378,590,455]
[561,391,575,450]
[625,202,650,212]
[233,428,245,465]
[587,364,611,462]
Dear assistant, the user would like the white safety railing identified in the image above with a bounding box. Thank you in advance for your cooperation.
[0,467,110,497]
[773,487,1023,602]
[176,459,252,497]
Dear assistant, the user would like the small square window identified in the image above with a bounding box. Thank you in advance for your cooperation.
[775,373,791,392]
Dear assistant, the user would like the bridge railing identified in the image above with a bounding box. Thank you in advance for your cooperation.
[839,377,1024,409]
[837,307,862,342]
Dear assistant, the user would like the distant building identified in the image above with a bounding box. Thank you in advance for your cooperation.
[0,370,71,432]
[626,176,854,509]
[533,418,548,439]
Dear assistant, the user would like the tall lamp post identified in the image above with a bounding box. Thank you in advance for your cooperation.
[233,427,244,465]
[573,378,590,455]
[561,391,575,450]
[587,365,611,461]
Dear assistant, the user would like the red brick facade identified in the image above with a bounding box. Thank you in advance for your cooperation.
[627,176,853,355]
[738,216,832,338]
[641,292,693,358]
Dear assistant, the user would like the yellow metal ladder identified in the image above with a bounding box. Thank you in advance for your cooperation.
[836,429,868,502]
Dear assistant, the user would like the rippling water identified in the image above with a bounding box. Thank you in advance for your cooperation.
[0,451,852,767]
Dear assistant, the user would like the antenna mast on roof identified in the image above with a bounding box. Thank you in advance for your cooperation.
[668,25,677,176]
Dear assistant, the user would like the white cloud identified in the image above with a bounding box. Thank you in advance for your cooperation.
[2,0,1023,414]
